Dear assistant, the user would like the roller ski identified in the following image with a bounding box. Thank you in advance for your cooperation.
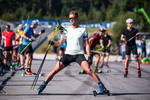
[0,89,8,95]
[21,72,45,77]
[124,68,128,78]
[22,68,45,77]
[93,82,110,96]
[137,68,141,78]
[93,90,110,96]
[79,70,87,74]
[94,67,102,73]
[37,81,47,95]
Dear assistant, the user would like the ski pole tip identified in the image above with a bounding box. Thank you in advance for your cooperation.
[33,86,35,90]
[30,87,33,90]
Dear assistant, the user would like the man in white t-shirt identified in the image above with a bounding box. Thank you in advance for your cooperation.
[38,11,108,95]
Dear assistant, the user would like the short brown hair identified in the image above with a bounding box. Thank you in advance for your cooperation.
[69,11,78,18]
[6,24,10,28]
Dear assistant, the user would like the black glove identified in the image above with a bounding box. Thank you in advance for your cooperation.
[88,56,92,66]
[41,29,45,33]
[57,25,64,30]
[28,38,34,42]
[48,40,54,45]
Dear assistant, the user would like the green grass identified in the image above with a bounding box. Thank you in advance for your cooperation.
[34,40,53,54]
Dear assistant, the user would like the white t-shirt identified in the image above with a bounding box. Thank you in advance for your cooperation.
[62,26,88,55]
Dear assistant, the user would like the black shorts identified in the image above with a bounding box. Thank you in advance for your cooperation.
[4,47,13,51]
[53,46,57,53]
[126,45,137,55]
[102,46,111,53]
[141,47,146,53]
[59,48,65,52]
[60,54,87,67]
[23,45,33,54]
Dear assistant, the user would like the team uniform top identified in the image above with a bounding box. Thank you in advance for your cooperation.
[19,30,24,45]
[23,26,34,46]
[62,26,88,55]
[58,35,67,48]
[90,34,101,49]
[2,31,15,47]
[122,28,138,47]
[101,35,111,47]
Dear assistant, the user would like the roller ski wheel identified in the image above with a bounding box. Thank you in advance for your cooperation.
[124,69,128,78]
[94,69,102,73]
[79,70,87,74]
[138,71,141,78]
[93,90,110,97]
[124,72,128,78]
[107,70,111,73]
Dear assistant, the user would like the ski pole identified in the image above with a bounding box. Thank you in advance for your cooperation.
[27,14,29,24]
[91,50,102,54]
[30,26,59,90]
[0,89,8,95]
[20,42,31,54]
[122,34,138,46]
[96,47,103,51]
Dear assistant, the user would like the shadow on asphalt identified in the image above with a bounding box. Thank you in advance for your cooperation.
[1,92,150,96]
[111,92,150,96]
[0,72,16,92]
[33,58,51,61]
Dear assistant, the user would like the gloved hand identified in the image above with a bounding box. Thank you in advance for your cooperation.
[57,25,64,30]
[102,46,104,49]
[28,38,34,42]
[88,56,92,66]
[48,40,54,45]
[122,38,125,41]
[41,29,45,33]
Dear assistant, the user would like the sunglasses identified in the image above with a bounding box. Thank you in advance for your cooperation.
[69,17,77,20]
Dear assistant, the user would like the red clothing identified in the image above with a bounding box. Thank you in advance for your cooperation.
[2,31,15,47]
[90,34,101,48]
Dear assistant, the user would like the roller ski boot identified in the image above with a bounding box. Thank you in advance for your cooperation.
[137,68,141,78]
[37,81,47,95]
[105,62,109,68]
[21,68,36,77]
[79,70,87,74]
[124,68,128,78]
[93,82,110,96]
[94,67,102,73]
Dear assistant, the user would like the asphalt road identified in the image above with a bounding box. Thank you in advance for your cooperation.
[0,58,150,100]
